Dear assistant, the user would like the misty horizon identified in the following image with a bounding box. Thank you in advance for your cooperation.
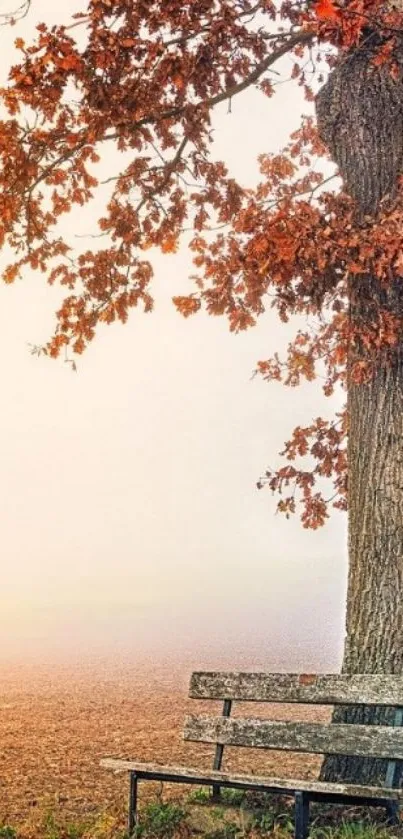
[1,0,347,674]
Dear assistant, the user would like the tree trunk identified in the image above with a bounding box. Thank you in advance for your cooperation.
[321,336,403,784]
[315,17,403,784]
[345,362,403,682]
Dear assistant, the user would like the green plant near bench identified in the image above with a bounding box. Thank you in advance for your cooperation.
[188,787,246,806]
[131,802,186,839]
[0,828,17,839]
[101,672,403,839]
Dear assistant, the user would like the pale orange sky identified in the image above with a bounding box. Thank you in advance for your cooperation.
[0,1,346,668]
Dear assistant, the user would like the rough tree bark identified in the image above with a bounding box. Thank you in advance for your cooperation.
[315,16,403,784]
[320,277,403,784]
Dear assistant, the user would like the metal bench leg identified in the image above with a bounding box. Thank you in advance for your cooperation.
[295,791,310,839]
[211,783,221,801]
[385,801,399,827]
[128,772,138,835]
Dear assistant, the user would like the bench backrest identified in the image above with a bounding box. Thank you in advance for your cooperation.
[184,672,403,788]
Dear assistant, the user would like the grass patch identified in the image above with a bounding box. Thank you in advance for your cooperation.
[203,825,240,839]
[1,811,122,839]
[0,828,17,839]
[311,824,399,839]
[1,796,401,839]
[187,788,246,808]
[187,788,211,805]
[132,802,187,839]
[218,791,246,808]
[40,811,91,839]
[242,792,294,835]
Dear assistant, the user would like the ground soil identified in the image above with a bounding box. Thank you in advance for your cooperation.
[0,659,328,831]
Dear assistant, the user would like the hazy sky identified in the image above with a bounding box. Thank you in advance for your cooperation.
[0,1,346,669]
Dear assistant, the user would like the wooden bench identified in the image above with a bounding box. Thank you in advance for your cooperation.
[101,672,403,838]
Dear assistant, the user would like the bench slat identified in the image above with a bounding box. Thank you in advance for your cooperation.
[189,673,403,706]
[184,715,403,759]
[100,758,403,800]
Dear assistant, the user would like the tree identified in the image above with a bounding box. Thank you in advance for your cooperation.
[0,0,402,782]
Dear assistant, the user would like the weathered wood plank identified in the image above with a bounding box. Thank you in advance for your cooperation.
[189,672,403,706]
[183,715,403,759]
[100,758,403,799]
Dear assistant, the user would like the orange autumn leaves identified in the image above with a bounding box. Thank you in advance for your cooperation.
[312,0,398,47]
[0,0,402,528]
[314,0,341,21]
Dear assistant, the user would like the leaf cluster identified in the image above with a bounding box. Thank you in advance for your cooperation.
[1,0,403,525]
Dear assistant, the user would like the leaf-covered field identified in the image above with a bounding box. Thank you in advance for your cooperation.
[0,659,326,833]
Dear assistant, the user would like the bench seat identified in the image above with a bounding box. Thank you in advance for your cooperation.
[101,757,403,803]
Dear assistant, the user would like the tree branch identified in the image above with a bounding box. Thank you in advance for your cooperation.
[104,29,314,142]
[28,29,313,194]
[0,0,31,24]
